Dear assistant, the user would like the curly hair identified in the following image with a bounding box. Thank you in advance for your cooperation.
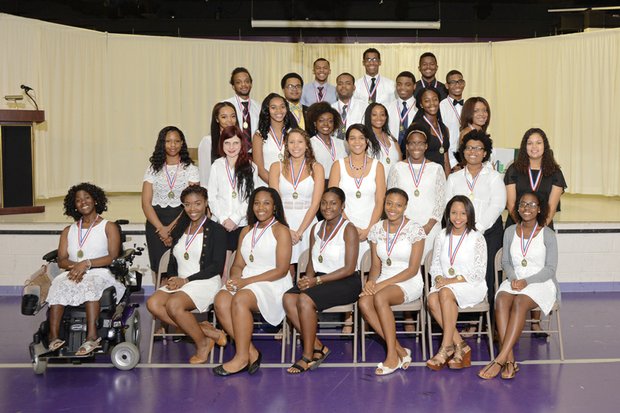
[346,123,381,159]
[305,102,342,137]
[210,102,238,162]
[514,191,548,227]
[281,128,317,178]
[459,129,493,164]
[247,187,289,227]
[149,126,194,173]
[364,103,395,156]
[444,195,477,234]
[219,125,255,201]
[513,128,561,177]
[63,182,108,221]
[257,93,291,141]
[460,97,491,133]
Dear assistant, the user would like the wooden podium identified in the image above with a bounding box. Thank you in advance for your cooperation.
[0,109,45,215]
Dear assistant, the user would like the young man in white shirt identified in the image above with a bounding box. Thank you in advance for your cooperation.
[331,72,367,139]
[224,67,260,144]
[281,72,307,130]
[387,71,418,152]
[439,70,466,169]
[414,52,448,102]
[301,58,337,106]
[353,48,396,105]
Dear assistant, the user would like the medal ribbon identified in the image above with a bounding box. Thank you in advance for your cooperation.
[408,157,426,190]
[164,163,179,193]
[421,79,438,89]
[449,99,462,123]
[448,230,468,268]
[315,135,336,161]
[423,115,444,147]
[318,216,346,256]
[339,102,348,124]
[386,218,407,258]
[185,216,208,254]
[528,167,542,191]
[465,167,481,194]
[225,158,237,192]
[520,222,539,259]
[251,216,277,251]
[269,126,285,154]
[235,95,251,126]
[377,132,391,158]
[398,100,415,128]
[78,215,99,252]
[289,158,306,194]
[349,156,367,192]
[289,105,303,126]
[363,75,381,100]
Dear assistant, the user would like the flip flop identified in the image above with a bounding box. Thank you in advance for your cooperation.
[310,345,331,370]
[48,338,65,352]
[76,338,102,356]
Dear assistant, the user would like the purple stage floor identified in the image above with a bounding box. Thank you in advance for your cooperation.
[2,292,620,413]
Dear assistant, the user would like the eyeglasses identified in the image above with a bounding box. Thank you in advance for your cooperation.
[364,57,380,63]
[464,146,485,152]
[447,79,466,86]
[518,201,539,209]
[285,84,302,90]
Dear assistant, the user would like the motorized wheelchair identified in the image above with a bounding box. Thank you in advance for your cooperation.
[21,220,144,374]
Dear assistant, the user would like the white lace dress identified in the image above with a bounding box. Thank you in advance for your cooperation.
[223,225,292,326]
[497,230,557,315]
[47,220,126,306]
[279,172,317,264]
[368,220,426,303]
[429,229,488,308]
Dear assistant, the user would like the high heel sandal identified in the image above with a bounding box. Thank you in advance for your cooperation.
[501,361,519,379]
[448,341,472,369]
[426,345,455,371]
[478,359,505,380]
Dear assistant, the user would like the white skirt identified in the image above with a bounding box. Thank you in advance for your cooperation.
[159,276,222,312]
[496,279,557,315]
[47,268,126,306]
[377,273,423,304]
[286,208,315,264]
[429,281,488,309]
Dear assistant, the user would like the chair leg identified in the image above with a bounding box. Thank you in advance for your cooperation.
[476,315,483,343]
[148,318,157,364]
[556,309,565,361]
[485,310,495,360]
[291,327,297,364]
[427,311,434,358]
[420,308,427,360]
[353,304,358,364]
[361,318,367,362]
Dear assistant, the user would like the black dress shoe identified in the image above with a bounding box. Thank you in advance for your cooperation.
[248,351,262,375]
[213,363,249,376]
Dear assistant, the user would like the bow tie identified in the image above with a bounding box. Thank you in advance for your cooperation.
[453,99,464,106]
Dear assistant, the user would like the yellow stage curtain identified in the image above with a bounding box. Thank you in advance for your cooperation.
[1,14,618,197]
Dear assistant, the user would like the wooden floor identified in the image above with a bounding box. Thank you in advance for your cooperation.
[0,193,619,224]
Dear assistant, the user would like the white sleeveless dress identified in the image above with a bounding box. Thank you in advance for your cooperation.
[259,131,286,186]
[225,225,293,326]
[48,219,126,306]
[310,135,347,180]
[279,172,317,264]
[368,220,426,303]
[376,136,400,182]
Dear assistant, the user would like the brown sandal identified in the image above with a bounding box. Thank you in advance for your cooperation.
[448,341,472,369]
[426,345,455,371]
[501,361,519,379]
[478,359,504,380]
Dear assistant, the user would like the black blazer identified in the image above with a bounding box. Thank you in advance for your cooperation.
[164,218,227,282]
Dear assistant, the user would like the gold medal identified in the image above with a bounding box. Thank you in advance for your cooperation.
[386,157,391,164]
[278,153,284,161]
[400,125,404,132]
[184,252,189,260]
[448,267,455,276]
[469,193,474,200]
[521,259,527,267]
[292,192,299,199]
[232,191,237,199]
[368,99,373,104]
[243,121,249,129]
[386,257,392,266]
[168,191,175,199]
[439,147,445,154]
[318,255,323,263]
[414,189,420,197]
[77,250,84,259]
[249,253,254,262]
[356,190,361,199]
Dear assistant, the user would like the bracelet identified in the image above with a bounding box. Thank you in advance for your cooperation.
[86,259,92,270]
[315,276,323,285]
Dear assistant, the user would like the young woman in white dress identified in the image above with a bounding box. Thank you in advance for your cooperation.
[146,186,227,364]
[213,188,292,376]
[307,102,347,183]
[479,192,560,380]
[46,183,125,356]
[269,128,324,269]
[426,195,487,371]
[364,103,402,180]
[359,188,426,376]
[387,127,446,259]
[207,125,258,256]
[252,93,293,185]
[198,101,238,185]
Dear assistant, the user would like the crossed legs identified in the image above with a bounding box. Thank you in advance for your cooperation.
[283,292,327,372]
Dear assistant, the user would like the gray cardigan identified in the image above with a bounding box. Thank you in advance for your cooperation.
[502,225,561,304]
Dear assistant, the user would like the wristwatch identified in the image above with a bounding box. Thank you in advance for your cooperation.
[456,275,464,281]
[315,276,323,285]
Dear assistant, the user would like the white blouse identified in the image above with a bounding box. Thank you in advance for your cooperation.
[207,158,258,226]
[143,163,200,207]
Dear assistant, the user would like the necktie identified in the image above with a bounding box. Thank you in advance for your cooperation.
[338,104,348,140]
[241,101,251,142]
[291,104,304,129]
[453,99,464,106]
[399,101,408,144]
[370,77,377,103]
[317,86,324,102]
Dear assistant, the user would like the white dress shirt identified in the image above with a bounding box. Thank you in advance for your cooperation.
[331,99,367,133]
[353,74,396,106]
[387,96,417,144]
[224,95,260,137]
[439,97,464,168]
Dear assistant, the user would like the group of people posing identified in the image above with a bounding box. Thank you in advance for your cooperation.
[44,48,566,381]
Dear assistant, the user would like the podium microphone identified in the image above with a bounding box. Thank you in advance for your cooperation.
[20,84,33,92]
[20,84,38,110]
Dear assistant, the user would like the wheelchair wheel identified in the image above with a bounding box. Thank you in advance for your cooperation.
[111,342,140,371]
[125,309,141,347]
[33,355,47,375]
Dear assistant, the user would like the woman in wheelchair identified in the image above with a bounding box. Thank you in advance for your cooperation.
[146,185,227,364]
[478,191,560,380]
[46,183,126,356]
[213,187,292,376]
[360,188,426,376]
